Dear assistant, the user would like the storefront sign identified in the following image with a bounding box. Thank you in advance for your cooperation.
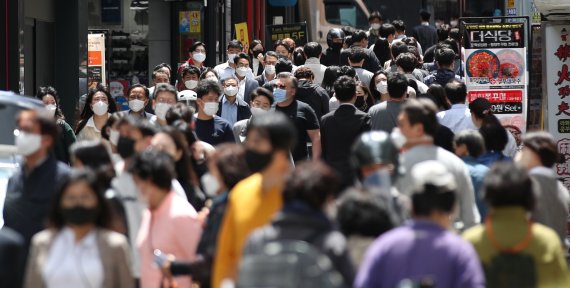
[87,34,106,90]
[462,21,528,131]
[179,11,200,33]
[265,22,308,48]
[235,22,250,53]
[544,23,570,188]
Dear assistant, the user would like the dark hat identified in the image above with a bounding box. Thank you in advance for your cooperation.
[419,10,431,19]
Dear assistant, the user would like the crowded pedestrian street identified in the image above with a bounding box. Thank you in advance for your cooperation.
[1,0,570,287]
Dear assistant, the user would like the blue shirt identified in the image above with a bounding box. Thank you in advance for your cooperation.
[195,116,235,146]
[477,151,512,167]
[355,220,485,288]
[220,96,238,126]
[462,156,490,219]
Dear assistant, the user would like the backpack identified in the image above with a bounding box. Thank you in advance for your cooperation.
[237,240,345,288]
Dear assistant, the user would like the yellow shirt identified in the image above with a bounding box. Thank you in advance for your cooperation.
[212,173,283,288]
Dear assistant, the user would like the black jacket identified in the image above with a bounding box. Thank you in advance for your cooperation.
[412,24,438,54]
[320,104,371,189]
[217,95,252,123]
[321,48,342,67]
[244,203,356,287]
[0,227,25,288]
[295,80,330,121]
[339,46,381,73]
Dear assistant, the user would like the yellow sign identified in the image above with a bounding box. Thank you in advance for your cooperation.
[179,11,200,33]
[507,0,515,8]
[235,22,250,52]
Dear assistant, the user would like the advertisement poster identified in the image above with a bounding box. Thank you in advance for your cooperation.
[463,22,528,131]
[235,22,250,53]
[87,34,106,90]
[179,11,200,33]
[265,22,308,48]
[543,23,570,188]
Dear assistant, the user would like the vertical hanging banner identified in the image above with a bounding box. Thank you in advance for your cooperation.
[543,23,570,189]
[87,34,106,90]
[235,22,250,53]
[462,20,528,132]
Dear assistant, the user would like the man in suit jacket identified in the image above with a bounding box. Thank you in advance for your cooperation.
[339,30,382,73]
[217,76,252,126]
[255,52,279,87]
[412,10,438,54]
[0,227,25,288]
[321,76,371,190]
[231,53,260,103]
[114,84,155,120]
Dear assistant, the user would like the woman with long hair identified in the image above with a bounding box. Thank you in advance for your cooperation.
[76,86,118,141]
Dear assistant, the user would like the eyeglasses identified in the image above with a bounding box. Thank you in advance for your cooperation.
[236,63,250,68]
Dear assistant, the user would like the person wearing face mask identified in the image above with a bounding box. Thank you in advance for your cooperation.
[76,86,118,141]
[129,149,203,288]
[249,40,265,76]
[232,87,274,142]
[194,79,236,145]
[114,84,155,120]
[274,72,322,162]
[214,40,254,82]
[213,112,296,288]
[24,170,134,288]
[180,65,201,92]
[394,99,479,230]
[232,53,259,103]
[148,68,171,101]
[255,51,279,86]
[101,114,124,164]
[368,72,408,133]
[366,11,383,48]
[3,110,71,286]
[151,83,178,126]
[340,30,382,73]
[36,86,76,164]
[369,71,389,102]
[176,42,208,92]
[321,28,345,67]
[216,77,252,126]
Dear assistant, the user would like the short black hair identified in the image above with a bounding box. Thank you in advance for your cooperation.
[275,57,293,74]
[70,140,113,170]
[189,41,206,53]
[412,185,456,216]
[303,42,322,58]
[264,51,279,61]
[368,11,383,22]
[479,120,508,152]
[483,162,535,211]
[419,10,431,22]
[48,169,112,230]
[437,25,451,42]
[426,83,450,111]
[153,63,172,75]
[337,188,394,237]
[154,83,178,102]
[274,39,293,54]
[522,132,559,167]
[454,130,486,157]
[182,65,201,78]
[292,47,306,66]
[134,118,157,138]
[379,23,396,38]
[395,52,418,73]
[293,66,314,80]
[250,87,275,105]
[391,20,406,33]
[36,86,64,120]
[402,98,439,137]
[129,148,176,191]
[444,80,467,104]
[387,72,408,99]
[435,47,455,67]
[128,84,150,100]
[199,67,219,80]
[391,41,409,59]
[227,39,243,50]
[166,102,195,125]
[348,47,367,64]
[283,160,339,211]
[195,79,222,99]
[152,69,170,80]
[351,30,368,43]
[247,111,297,151]
[277,72,299,89]
[468,97,492,119]
[210,144,252,190]
[233,52,250,64]
[334,76,357,102]
[338,66,356,78]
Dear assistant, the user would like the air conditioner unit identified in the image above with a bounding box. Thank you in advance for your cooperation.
[534,0,570,20]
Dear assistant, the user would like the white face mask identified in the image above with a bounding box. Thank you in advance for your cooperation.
[371,23,381,30]
[15,131,42,156]
[129,99,146,112]
[185,80,199,90]
[45,104,57,117]
[264,65,276,75]
[390,128,407,149]
[376,80,388,94]
[250,107,267,117]
[193,52,206,63]
[224,86,239,97]
[236,67,249,77]
[450,20,458,27]
[109,129,120,146]
[203,102,219,116]
[206,76,219,82]
[92,101,109,116]
[201,172,221,197]
[154,103,173,120]
[227,53,237,62]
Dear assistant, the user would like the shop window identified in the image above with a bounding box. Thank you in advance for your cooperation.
[324,3,368,30]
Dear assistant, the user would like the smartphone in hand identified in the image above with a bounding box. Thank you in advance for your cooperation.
[154,249,168,267]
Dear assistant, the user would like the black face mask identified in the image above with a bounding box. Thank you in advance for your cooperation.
[117,136,136,159]
[245,149,273,173]
[61,206,98,225]
[331,42,343,50]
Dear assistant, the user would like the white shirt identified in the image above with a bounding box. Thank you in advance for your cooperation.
[301,58,327,86]
[214,61,254,81]
[253,59,261,76]
[238,77,247,101]
[43,228,104,288]
[436,104,476,134]
[329,95,340,112]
